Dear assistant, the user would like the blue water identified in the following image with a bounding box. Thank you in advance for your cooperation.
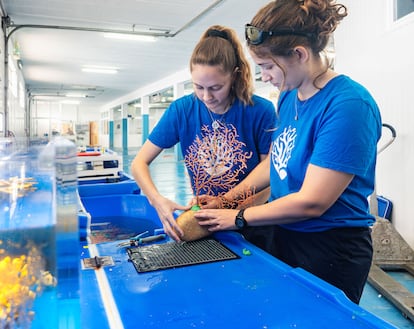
[90,216,161,243]
[0,177,80,329]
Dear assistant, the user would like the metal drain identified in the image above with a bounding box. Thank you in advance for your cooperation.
[82,256,115,269]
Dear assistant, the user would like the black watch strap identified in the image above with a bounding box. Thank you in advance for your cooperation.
[235,209,248,229]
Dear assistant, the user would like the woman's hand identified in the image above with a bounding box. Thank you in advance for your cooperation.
[194,208,239,232]
[151,196,189,241]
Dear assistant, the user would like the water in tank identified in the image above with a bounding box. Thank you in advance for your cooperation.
[0,138,80,329]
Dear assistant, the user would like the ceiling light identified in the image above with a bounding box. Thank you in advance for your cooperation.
[65,93,87,98]
[82,65,118,74]
[103,32,156,42]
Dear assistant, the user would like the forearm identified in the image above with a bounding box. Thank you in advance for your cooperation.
[130,141,168,206]
[243,192,319,226]
[131,158,162,206]
[243,164,354,226]
[223,158,270,203]
[237,186,270,208]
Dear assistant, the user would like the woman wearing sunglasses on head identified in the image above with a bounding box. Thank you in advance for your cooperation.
[195,0,382,304]
[131,25,277,248]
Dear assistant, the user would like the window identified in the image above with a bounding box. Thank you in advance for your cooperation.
[19,82,25,108]
[8,57,17,98]
[394,0,414,21]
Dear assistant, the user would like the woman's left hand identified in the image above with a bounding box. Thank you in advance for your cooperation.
[194,208,239,232]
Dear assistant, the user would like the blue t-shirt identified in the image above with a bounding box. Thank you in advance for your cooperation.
[269,75,382,232]
[149,93,276,196]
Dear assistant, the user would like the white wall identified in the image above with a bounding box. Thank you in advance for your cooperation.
[335,0,414,248]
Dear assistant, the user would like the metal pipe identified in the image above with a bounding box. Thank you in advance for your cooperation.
[7,24,171,38]
[2,15,9,137]
[6,0,225,38]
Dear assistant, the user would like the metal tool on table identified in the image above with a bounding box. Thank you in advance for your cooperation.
[82,255,115,270]
[117,230,166,248]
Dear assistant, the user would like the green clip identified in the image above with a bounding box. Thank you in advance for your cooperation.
[242,248,252,256]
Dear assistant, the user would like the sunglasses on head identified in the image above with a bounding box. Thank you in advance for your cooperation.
[245,24,314,45]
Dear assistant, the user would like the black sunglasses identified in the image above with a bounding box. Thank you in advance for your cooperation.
[245,24,314,45]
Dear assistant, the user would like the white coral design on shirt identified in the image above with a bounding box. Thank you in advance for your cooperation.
[271,126,297,180]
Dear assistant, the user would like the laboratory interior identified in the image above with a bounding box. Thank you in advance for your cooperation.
[1,0,414,328]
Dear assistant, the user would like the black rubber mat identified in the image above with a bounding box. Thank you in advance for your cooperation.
[127,238,239,273]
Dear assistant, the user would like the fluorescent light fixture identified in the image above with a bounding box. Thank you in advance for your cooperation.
[103,32,156,42]
[82,65,118,74]
[65,93,87,98]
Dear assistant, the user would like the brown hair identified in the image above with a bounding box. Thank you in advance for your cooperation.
[248,0,347,58]
[190,25,254,106]
[247,0,347,94]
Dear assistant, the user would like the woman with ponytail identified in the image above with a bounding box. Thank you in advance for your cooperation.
[132,25,277,249]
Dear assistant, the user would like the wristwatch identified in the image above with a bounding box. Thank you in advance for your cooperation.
[235,209,248,229]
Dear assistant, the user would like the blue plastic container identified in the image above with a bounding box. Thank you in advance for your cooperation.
[80,231,397,329]
[377,195,393,220]
[78,177,140,197]
[80,194,162,242]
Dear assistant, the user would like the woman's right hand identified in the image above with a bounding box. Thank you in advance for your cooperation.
[151,195,188,241]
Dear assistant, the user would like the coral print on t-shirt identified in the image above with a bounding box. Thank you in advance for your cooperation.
[184,121,252,197]
[271,126,297,180]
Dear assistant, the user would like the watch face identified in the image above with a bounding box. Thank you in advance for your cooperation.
[235,217,245,229]
[235,209,246,229]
